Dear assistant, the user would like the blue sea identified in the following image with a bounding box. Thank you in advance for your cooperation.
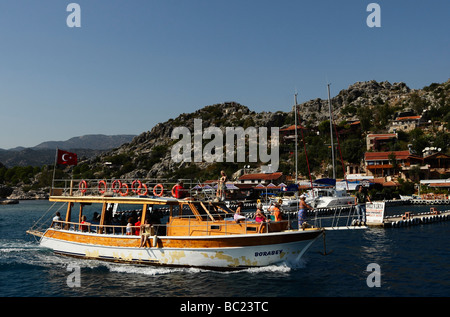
[1,200,449,303]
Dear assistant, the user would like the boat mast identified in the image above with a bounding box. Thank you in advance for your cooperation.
[296,94,314,196]
[327,84,336,179]
[294,93,298,183]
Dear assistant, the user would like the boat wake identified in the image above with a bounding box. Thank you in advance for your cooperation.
[101,258,307,276]
[0,240,43,254]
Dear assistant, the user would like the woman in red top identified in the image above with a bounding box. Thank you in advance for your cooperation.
[134,217,141,235]
[80,215,90,232]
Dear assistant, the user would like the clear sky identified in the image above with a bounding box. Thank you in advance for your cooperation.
[0,0,449,149]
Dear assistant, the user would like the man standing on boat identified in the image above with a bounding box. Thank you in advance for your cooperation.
[172,181,186,199]
[216,171,227,201]
[298,195,313,229]
[355,185,371,226]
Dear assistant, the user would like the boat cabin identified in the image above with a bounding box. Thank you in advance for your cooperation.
[47,196,289,238]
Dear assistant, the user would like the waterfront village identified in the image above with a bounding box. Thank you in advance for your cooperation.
[227,126,450,204]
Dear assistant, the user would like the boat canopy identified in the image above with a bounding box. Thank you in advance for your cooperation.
[313,178,336,186]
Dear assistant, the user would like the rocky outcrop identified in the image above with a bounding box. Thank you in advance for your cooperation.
[298,80,412,124]
[88,102,290,179]
[7,187,49,200]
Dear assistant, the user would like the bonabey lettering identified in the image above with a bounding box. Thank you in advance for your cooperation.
[255,249,283,257]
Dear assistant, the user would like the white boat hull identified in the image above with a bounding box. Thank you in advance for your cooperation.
[39,230,322,269]
[312,197,355,209]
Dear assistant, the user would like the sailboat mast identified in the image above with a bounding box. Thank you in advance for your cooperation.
[294,93,298,183]
[327,84,336,179]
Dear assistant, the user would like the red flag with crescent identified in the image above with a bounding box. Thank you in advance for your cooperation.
[56,149,78,166]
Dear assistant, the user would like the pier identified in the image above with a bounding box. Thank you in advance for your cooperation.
[368,207,450,228]
[409,199,450,205]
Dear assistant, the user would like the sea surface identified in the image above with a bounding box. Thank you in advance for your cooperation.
[1,200,449,300]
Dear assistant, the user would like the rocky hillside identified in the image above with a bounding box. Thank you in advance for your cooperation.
[73,79,449,182]
[300,81,411,125]
[82,102,289,180]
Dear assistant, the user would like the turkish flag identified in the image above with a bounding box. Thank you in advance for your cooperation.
[57,149,78,166]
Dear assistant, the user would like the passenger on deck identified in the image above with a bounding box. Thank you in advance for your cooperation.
[80,215,90,232]
[216,170,227,201]
[134,217,141,235]
[91,212,100,225]
[172,181,185,199]
[52,212,62,228]
[272,203,282,222]
[234,202,246,223]
[254,204,267,223]
[298,195,313,229]
[139,219,153,248]
[126,217,133,235]
[255,204,268,233]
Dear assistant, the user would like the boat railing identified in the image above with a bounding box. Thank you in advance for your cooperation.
[51,178,203,198]
[309,205,361,229]
[49,213,288,236]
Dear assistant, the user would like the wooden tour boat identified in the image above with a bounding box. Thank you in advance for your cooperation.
[27,179,324,270]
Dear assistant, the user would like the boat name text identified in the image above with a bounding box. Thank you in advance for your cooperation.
[254,249,283,257]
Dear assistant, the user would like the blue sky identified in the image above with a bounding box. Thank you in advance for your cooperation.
[0,0,449,149]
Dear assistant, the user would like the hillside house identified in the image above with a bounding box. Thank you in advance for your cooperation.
[366,133,398,151]
[237,172,285,186]
[388,115,424,133]
[364,150,423,179]
[423,152,450,178]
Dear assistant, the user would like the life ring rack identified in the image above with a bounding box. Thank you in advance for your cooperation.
[119,183,129,197]
[171,185,178,198]
[132,180,148,196]
[77,180,158,197]
[98,180,107,194]
[138,183,148,196]
[111,180,122,193]
[153,184,164,197]
[79,180,88,194]
[131,180,142,194]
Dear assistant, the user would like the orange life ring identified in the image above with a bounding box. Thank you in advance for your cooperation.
[112,180,122,193]
[171,185,177,198]
[153,184,164,197]
[98,180,107,194]
[131,180,142,194]
[120,183,129,196]
[138,183,148,196]
[79,180,87,194]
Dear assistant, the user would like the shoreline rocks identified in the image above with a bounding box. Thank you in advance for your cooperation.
[0,199,19,205]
